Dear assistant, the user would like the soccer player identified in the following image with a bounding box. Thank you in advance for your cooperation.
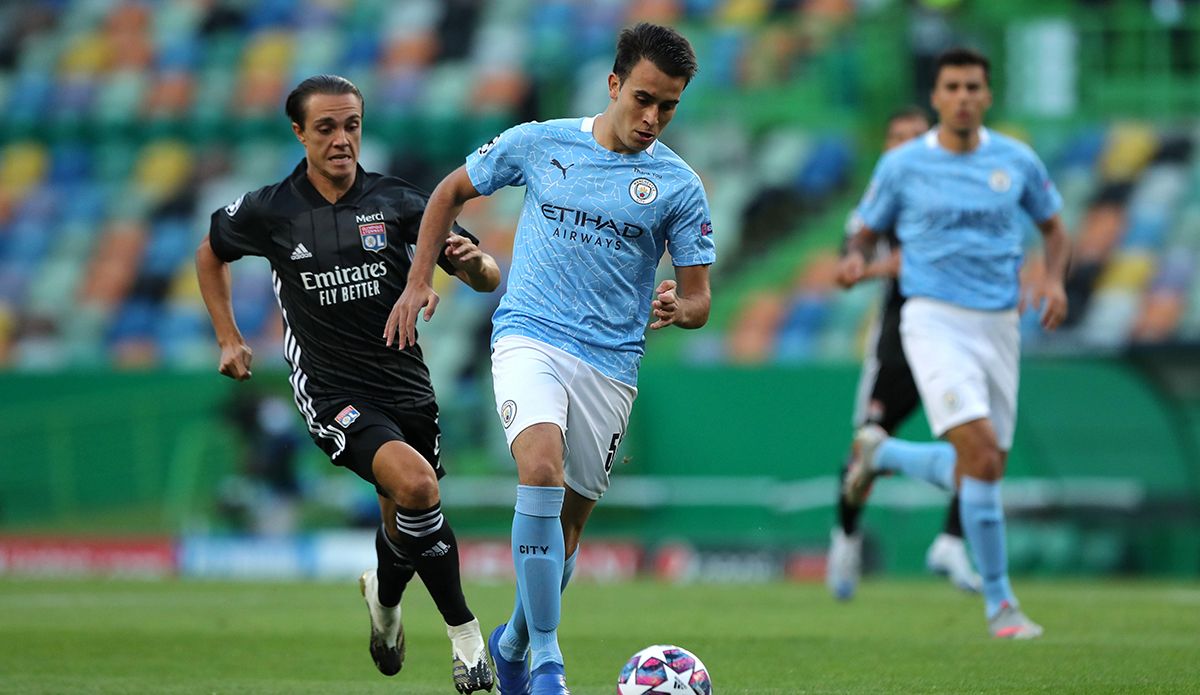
[837,48,1070,639]
[827,106,982,601]
[195,74,498,691]
[387,23,715,695]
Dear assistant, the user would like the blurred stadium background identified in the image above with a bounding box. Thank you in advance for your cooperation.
[1,0,1199,587]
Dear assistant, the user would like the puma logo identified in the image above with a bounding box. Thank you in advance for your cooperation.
[551,158,574,178]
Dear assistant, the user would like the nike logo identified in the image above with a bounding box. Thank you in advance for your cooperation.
[551,158,574,178]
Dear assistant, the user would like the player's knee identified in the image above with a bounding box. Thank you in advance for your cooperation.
[960,445,1004,481]
[384,465,439,509]
[517,458,564,487]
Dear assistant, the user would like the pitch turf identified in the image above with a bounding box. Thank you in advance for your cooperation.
[0,577,1196,694]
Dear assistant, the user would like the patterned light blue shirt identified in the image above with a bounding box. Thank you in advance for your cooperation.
[856,128,1062,311]
[466,117,716,386]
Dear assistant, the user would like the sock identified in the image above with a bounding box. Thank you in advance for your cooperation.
[499,548,578,662]
[943,493,965,537]
[959,476,1016,617]
[837,463,863,535]
[375,524,415,607]
[511,485,565,672]
[874,438,956,491]
[395,503,474,626]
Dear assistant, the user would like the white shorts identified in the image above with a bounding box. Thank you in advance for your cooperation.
[491,336,637,500]
[900,298,1020,449]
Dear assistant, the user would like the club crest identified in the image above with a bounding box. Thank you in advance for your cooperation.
[335,405,360,428]
[989,169,1012,193]
[359,223,386,252]
[629,177,657,205]
[501,400,517,429]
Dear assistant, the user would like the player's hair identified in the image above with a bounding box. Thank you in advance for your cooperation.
[612,22,698,85]
[935,47,990,85]
[285,74,364,130]
[886,105,930,128]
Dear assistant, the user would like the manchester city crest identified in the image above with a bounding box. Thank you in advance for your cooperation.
[988,169,1012,193]
[629,177,657,205]
[501,400,517,429]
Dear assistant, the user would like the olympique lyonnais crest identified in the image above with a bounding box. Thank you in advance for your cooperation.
[359,223,387,252]
[335,405,360,428]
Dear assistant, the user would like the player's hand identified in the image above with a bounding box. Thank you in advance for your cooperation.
[837,251,867,288]
[444,232,484,274]
[218,341,253,381]
[650,279,679,330]
[385,281,439,348]
[1021,278,1068,331]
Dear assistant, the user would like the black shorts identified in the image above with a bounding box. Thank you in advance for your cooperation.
[868,288,920,432]
[308,397,444,496]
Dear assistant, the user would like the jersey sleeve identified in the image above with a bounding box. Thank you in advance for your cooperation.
[1018,151,1063,224]
[208,189,267,262]
[666,178,717,267]
[856,153,902,233]
[464,123,529,195]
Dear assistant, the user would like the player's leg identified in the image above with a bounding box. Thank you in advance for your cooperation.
[945,418,1037,637]
[509,424,568,691]
[371,438,494,690]
[499,487,591,655]
[360,494,414,676]
[490,337,573,694]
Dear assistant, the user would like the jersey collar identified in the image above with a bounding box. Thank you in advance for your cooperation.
[924,127,990,152]
[582,115,659,157]
[289,158,368,207]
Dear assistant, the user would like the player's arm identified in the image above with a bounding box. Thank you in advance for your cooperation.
[444,231,500,292]
[195,235,252,380]
[1024,214,1070,330]
[837,224,881,288]
[651,264,711,330]
[385,165,483,347]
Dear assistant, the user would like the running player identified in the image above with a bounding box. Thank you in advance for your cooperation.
[827,106,982,601]
[838,48,1070,639]
[195,74,498,690]
[387,23,715,694]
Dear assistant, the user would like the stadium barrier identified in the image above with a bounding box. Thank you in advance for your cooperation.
[1,359,1197,577]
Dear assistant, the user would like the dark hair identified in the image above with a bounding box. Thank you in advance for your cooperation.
[886,105,930,128]
[612,22,698,85]
[285,74,363,129]
[935,47,990,85]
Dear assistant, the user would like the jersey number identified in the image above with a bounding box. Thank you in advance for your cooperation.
[603,432,622,474]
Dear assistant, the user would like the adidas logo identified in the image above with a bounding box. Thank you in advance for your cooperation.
[421,541,452,558]
[290,243,313,260]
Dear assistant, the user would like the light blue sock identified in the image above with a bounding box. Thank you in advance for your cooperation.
[959,476,1016,617]
[499,549,577,662]
[510,485,565,671]
[874,438,956,491]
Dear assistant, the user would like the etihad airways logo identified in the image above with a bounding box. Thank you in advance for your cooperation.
[540,204,644,238]
[300,261,388,306]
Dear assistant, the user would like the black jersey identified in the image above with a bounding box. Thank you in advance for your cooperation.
[209,159,472,410]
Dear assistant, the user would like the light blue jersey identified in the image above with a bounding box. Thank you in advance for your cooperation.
[857,128,1062,310]
[466,117,716,385]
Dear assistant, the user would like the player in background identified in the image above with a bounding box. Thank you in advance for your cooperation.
[827,106,983,601]
[195,74,498,691]
[387,23,715,695]
[837,48,1070,639]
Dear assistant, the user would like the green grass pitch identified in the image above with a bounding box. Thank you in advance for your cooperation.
[1,578,1197,694]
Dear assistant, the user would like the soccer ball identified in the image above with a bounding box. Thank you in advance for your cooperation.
[617,644,712,694]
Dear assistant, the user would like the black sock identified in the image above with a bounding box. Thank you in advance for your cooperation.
[395,503,474,626]
[837,463,863,535]
[943,493,964,538]
[375,524,415,607]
